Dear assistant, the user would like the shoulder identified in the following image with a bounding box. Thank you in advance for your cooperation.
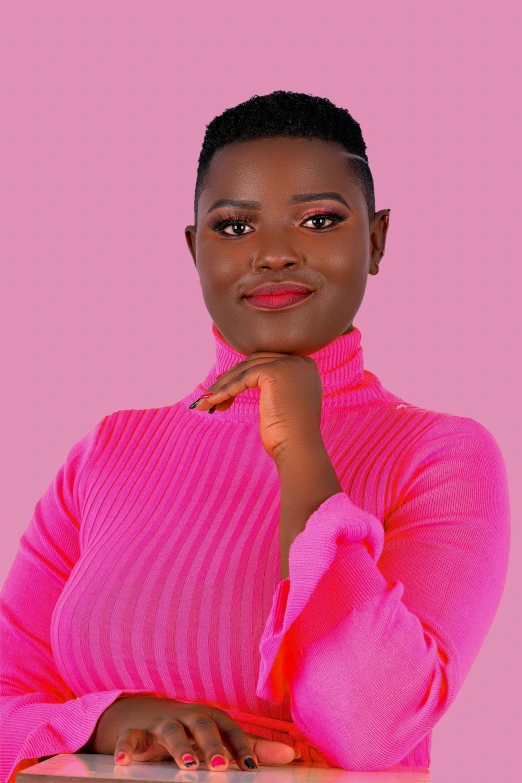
[384,403,509,515]
[85,404,183,457]
[390,401,504,459]
[98,403,181,431]
[363,379,503,458]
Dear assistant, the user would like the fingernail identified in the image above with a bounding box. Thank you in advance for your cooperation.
[189,392,215,410]
[182,754,196,767]
[115,753,125,762]
[244,756,258,769]
[211,755,226,767]
[208,405,217,414]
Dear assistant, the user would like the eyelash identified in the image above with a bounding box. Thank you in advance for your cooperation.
[209,209,347,236]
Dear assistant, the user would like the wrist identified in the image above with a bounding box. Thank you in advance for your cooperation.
[273,437,326,471]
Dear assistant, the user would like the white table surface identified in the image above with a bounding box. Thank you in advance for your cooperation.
[18,754,430,783]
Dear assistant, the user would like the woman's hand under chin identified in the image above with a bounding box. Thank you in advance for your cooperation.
[193,352,325,461]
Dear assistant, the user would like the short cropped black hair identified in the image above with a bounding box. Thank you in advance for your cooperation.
[194,90,375,228]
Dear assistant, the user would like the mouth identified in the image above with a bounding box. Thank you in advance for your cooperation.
[244,290,314,310]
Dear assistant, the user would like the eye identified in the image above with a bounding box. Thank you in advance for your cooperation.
[219,220,255,237]
[209,211,256,237]
[300,212,346,230]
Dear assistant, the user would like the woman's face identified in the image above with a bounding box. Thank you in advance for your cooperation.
[185,136,389,357]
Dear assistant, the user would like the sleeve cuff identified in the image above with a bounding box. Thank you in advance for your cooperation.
[256,491,386,702]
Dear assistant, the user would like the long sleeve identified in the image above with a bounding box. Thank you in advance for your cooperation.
[0,418,155,783]
[255,415,511,770]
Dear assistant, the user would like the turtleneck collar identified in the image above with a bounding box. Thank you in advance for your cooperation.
[187,322,392,423]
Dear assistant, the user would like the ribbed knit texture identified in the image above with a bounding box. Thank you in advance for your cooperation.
[0,323,511,779]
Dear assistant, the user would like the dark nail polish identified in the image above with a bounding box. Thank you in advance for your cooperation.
[208,405,217,414]
[189,398,201,409]
[244,756,257,769]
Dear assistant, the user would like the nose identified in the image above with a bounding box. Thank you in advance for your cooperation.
[252,240,303,271]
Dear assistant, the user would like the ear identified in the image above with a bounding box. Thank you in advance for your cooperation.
[369,209,390,273]
[372,209,390,251]
[184,225,197,267]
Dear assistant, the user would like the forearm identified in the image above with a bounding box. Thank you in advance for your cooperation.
[276,441,342,580]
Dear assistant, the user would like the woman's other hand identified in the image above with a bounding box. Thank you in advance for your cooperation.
[86,695,299,772]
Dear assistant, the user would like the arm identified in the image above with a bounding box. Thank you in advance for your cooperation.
[0,418,155,783]
[277,440,342,580]
[257,416,511,771]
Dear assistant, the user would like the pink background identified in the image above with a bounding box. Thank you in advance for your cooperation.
[1,1,520,779]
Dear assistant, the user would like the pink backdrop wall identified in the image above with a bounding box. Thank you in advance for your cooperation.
[1,2,520,779]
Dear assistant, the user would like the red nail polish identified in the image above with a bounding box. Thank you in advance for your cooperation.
[211,755,226,767]
[115,753,125,762]
[201,392,214,399]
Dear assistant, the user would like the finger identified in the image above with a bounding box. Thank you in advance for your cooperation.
[184,713,232,770]
[210,353,289,390]
[154,718,200,770]
[114,728,150,764]
[210,711,259,771]
[243,733,299,766]
[196,358,278,411]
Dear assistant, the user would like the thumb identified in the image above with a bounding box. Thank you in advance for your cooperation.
[245,733,300,766]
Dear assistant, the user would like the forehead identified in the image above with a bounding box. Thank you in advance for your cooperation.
[202,137,360,205]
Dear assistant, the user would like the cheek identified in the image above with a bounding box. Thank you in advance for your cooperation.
[198,252,240,290]
[321,258,369,316]
[321,248,367,287]
[329,226,370,267]
[198,273,243,321]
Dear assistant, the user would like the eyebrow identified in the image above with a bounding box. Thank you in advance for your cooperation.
[205,191,351,216]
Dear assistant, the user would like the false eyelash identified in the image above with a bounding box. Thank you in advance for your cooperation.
[209,210,256,232]
[301,209,347,227]
[209,209,347,235]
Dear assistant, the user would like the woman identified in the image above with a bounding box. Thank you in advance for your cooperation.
[0,91,511,777]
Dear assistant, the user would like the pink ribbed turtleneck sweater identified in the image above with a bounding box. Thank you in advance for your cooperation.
[0,323,511,779]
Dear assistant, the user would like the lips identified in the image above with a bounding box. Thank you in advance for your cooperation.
[245,282,313,297]
[245,290,314,310]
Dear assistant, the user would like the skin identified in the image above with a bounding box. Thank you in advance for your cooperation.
[185,135,390,357]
